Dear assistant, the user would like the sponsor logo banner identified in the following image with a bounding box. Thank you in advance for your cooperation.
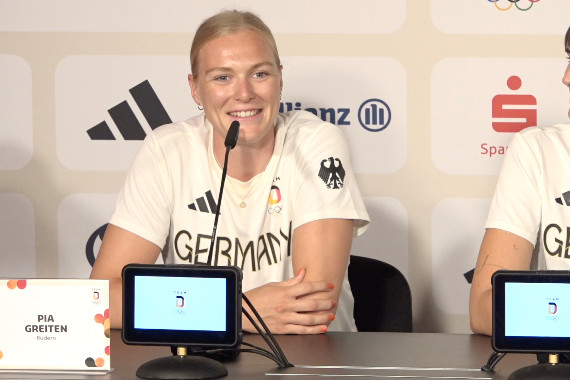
[431,58,568,175]
[57,55,407,173]
[282,57,407,174]
[56,56,194,171]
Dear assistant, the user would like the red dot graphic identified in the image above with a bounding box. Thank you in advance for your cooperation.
[507,75,522,91]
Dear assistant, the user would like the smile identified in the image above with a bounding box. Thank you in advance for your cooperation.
[228,110,261,118]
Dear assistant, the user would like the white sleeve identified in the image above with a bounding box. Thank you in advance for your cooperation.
[291,123,369,236]
[109,133,173,248]
[485,132,542,245]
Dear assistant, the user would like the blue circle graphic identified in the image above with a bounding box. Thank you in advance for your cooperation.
[358,98,391,132]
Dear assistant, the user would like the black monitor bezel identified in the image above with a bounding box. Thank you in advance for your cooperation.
[122,264,242,348]
[492,270,570,353]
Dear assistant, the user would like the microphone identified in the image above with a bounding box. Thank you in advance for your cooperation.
[207,121,240,265]
[224,120,240,149]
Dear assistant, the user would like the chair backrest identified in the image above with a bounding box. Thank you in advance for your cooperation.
[347,255,413,332]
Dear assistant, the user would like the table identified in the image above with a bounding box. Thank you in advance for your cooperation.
[0,330,538,379]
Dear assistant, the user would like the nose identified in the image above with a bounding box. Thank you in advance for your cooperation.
[234,77,254,101]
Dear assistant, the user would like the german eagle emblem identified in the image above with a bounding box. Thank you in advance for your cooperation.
[318,157,345,189]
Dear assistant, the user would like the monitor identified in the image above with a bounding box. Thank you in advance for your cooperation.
[492,270,570,353]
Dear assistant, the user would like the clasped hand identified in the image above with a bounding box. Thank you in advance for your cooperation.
[243,268,337,335]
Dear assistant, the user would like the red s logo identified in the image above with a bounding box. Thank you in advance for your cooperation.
[492,76,537,133]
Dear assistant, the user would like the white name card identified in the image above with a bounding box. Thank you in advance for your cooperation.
[0,279,110,373]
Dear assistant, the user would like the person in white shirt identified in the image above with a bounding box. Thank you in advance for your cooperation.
[470,25,570,336]
[90,9,369,334]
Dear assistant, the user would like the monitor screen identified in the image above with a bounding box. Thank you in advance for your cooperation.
[492,270,570,353]
[122,264,242,348]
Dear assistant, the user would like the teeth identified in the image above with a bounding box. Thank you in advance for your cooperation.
[229,110,259,117]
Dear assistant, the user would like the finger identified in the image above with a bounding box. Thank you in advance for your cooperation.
[275,268,306,287]
[276,324,329,335]
[285,298,336,314]
[264,313,332,335]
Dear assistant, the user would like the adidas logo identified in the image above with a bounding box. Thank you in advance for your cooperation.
[188,190,218,214]
[87,80,172,140]
[555,191,570,206]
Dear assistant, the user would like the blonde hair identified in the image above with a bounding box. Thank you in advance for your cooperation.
[190,10,281,77]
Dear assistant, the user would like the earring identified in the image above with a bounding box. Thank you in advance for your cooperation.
[197,105,204,110]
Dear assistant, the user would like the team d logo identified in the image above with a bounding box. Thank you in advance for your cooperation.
[491,75,537,133]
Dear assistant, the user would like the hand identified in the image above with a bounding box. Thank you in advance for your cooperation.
[243,268,337,335]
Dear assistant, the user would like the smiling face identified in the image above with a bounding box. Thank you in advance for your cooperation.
[188,28,283,149]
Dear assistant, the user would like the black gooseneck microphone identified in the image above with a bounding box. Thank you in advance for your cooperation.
[207,120,240,265]
[205,119,292,369]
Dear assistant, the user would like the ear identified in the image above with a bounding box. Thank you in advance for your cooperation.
[188,74,202,106]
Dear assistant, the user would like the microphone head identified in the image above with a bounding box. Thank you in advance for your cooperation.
[224,121,240,149]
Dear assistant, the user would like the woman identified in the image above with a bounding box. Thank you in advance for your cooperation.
[470,25,570,336]
[90,10,369,334]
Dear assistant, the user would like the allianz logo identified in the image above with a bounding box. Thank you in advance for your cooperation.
[279,98,392,132]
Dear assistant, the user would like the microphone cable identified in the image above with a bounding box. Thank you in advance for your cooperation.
[190,294,294,368]
[241,293,293,368]
[481,351,506,372]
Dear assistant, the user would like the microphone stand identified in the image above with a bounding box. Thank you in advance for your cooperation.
[207,120,240,266]
[203,120,292,370]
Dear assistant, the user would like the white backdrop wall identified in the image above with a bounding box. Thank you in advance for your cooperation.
[1,0,569,333]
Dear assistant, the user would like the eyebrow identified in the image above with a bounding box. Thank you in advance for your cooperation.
[204,61,277,76]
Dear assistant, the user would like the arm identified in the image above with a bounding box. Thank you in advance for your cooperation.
[291,218,352,312]
[469,228,533,336]
[89,224,161,328]
[242,218,353,334]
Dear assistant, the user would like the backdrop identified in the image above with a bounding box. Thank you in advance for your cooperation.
[1,0,569,333]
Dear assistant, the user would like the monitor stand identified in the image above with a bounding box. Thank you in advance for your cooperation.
[509,354,570,380]
[136,346,228,379]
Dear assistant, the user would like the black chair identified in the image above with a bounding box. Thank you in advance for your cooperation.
[347,255,413,332]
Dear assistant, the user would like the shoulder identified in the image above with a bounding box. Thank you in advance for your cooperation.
[505,123,570,166]
[146,114,208,146]
[515,123,570,145]
[277,110,347,142]
[133,115,208,165]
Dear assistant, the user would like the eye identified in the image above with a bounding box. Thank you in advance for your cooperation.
[252,71,269,79]
[214,75,230,82]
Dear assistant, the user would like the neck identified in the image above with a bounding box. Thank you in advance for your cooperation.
[213,132,275,182]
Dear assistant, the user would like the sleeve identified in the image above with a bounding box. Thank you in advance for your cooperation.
[485,131,542,246]
[291,122,370,237]
[109,133,173,248]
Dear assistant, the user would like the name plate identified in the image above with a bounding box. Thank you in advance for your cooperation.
[0,279,110,373]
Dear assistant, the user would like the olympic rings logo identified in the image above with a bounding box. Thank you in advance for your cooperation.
[267,206,282,215]
[487,0,541,12]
